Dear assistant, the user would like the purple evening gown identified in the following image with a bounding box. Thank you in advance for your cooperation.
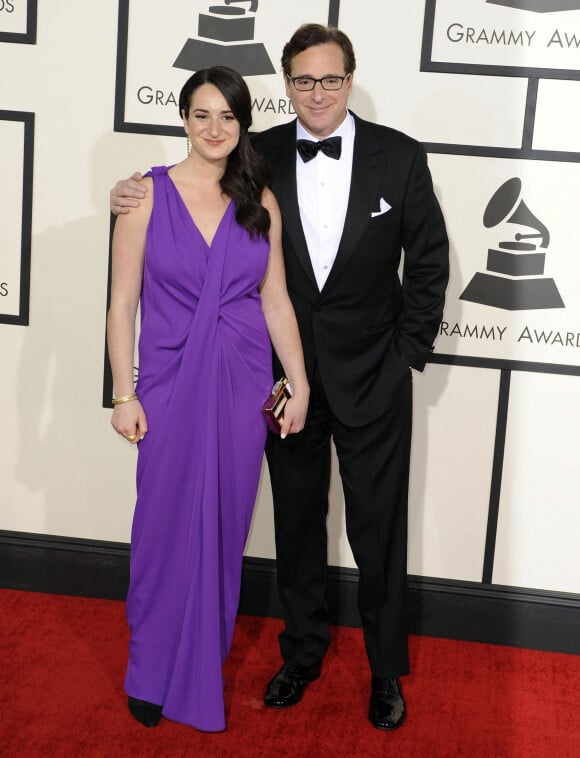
[124,166,273,731]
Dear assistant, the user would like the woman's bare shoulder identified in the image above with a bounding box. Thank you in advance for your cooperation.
[261,186,279,213]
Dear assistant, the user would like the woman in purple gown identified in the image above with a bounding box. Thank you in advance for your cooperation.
[106,67,309,732]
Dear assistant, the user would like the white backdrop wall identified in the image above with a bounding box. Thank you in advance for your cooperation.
[1,1,579,600]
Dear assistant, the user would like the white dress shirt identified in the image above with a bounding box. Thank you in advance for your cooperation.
[296,112,355,291]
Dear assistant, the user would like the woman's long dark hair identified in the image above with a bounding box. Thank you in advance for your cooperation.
[178,66,270,239]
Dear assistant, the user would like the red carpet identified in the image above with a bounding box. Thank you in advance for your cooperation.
[0,589,578,757]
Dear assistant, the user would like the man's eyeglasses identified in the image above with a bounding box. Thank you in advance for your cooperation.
[287,74,351,92]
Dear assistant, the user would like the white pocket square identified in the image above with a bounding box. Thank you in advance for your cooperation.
[371,197,392,218]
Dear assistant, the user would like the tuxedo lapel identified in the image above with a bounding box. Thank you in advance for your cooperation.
[321,115,384,295]
[268,121,318,291]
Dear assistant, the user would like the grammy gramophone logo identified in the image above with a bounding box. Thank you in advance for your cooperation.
[173,1,275,76]
[486,0,580,11]
[460,177,565,311]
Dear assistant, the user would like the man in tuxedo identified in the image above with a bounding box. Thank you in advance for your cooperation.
[110,23,448,731]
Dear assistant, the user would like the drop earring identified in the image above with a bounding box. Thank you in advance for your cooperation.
[186,136,190,156]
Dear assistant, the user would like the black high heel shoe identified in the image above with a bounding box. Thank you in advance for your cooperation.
[127,696,163,727]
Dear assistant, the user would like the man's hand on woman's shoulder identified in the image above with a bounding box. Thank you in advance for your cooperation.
[110,171,146,215]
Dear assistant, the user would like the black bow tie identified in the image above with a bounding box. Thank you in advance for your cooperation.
[296,136,342,162]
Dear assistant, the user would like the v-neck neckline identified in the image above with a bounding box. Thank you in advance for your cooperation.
[167,173,233,250]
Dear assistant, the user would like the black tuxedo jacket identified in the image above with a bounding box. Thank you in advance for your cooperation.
[253,112,449,426]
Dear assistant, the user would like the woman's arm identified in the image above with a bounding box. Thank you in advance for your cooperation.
[106,177,153,443]
[259,188,309,438]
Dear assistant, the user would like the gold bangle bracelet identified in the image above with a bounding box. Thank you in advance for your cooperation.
[112,393,138,406]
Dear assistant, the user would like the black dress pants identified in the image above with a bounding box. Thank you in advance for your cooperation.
[265,364,412,678]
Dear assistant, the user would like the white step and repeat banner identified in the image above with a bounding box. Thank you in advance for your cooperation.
[422,0,580,371]
[1,1,579,597]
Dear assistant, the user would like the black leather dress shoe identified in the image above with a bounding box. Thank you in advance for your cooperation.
[368,676,406,730]
[264,661,322,708]
[128,696,163,727]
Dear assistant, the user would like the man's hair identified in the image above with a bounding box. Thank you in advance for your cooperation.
[281,24,357,77]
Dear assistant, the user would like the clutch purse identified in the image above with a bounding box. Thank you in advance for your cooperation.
[262,377,293,434]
